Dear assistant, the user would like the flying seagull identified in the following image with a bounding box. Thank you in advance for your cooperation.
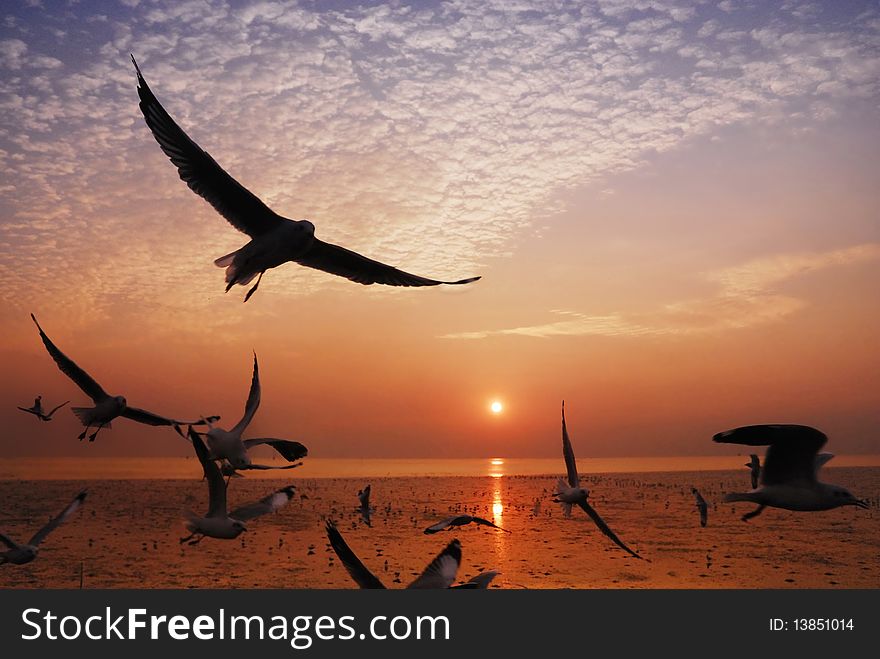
[30,314,214,441]
[193,353,308,472]
[424,514,510,534]
[713,424,868,522]
[692,487,708,527]
[553,401,643,559]
[131,55,481,302]
[1,490,87,565]
[745,454,761,489]
[180,427,296,544]
[357,484,372,527]
[326,520,469,589]
[17,395,69,422]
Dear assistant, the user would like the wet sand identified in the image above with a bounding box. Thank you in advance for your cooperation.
[1,468,878,589]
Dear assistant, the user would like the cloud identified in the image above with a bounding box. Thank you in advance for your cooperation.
[442,244,880,339]
[0,0,878,320]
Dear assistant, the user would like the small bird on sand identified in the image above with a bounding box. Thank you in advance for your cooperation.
[17,395,69,422]
[131,56,481,302]
[713,424,868,522]
[180,427,296,544]
[357,485,373,527]
[1,490,87,565]
[745,454,761,489]
[30,314,214,441]
[692,487,708,527]
[553,401,643,559]
[423,514,510,534]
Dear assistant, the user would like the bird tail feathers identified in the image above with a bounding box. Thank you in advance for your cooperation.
[71,407,108,427]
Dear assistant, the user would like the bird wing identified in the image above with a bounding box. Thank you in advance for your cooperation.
[407,539,462,589]
[238,462,302,471]
[575,500,643,560]
[0,532,20,549]
[713,424,826,486]
[423,516,457,534]
[132,56,283,238]
[471,516,511,533]
[296,238,481,287]
[561,401,579,487]
[325,520,385,589]
[451,570,500,589]
[31,314,108,403]
[190,427,227,518]
[231,353,261,437]
[44,401,70,418]
[17,407,41,417]
[27,489,87,547]
[121,406,181,426]
[230,486,295,522]
[242,438,308,462]
[814,452,834,473]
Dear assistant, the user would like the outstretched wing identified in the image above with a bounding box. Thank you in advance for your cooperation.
[325,520,385,589]
[230,486,295,522]
[44,401,70,418]
[189,427,227,518]
[17,407,41,417]
[27,489,87,547]
[407,539,462,589]
[296,238,481,287]
[0,532,20,549]
[31,314,108,403]
[132,56,282,238]
[451,570,500,590]
[231,353,261,436]
[713,424,826,486]
[242,438,308,462]
[423,516,457,534]
[561,401,579,488]
[471,516,511,533]
[576,500,643,560]
[121,406,178,426]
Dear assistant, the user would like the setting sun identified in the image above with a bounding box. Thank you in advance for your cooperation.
[490,401,504,414]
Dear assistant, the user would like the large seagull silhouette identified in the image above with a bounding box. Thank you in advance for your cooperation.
[131,55,481,302]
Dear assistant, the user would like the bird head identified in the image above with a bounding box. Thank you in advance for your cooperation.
[828,485,868,509]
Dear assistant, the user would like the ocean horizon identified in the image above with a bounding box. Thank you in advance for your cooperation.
[3,454,880,480]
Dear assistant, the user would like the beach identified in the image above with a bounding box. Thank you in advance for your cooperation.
[1,463,877,589]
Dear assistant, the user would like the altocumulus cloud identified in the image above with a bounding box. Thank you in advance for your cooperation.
[0,0,878,317]
[442,244,880,339]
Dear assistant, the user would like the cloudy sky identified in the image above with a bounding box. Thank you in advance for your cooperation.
[1,0,878,460]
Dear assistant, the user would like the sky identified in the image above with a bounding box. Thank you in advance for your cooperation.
[1,0,878,460]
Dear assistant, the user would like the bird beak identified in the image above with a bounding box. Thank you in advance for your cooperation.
[851,499,869,509]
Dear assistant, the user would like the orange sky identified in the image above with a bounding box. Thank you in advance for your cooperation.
[1,1,879,459]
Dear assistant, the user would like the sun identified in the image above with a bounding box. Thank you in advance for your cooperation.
[490,400,503,415]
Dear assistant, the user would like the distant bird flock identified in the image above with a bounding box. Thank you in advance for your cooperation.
[5,56,869,586]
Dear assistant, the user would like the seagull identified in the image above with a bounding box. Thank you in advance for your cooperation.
[30,314,214,441]
[357,484,372,527]
[193,353,308,472]
[692,487,708,527]
[179,427,296,544]
[423,514,510,534]
[17,395,69,422]
[325,520,463,589]
[1,490,87,565]
[713,424,868,522]
[745,454,761,489]
[553,401,643,559]
[131,56,481,302]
